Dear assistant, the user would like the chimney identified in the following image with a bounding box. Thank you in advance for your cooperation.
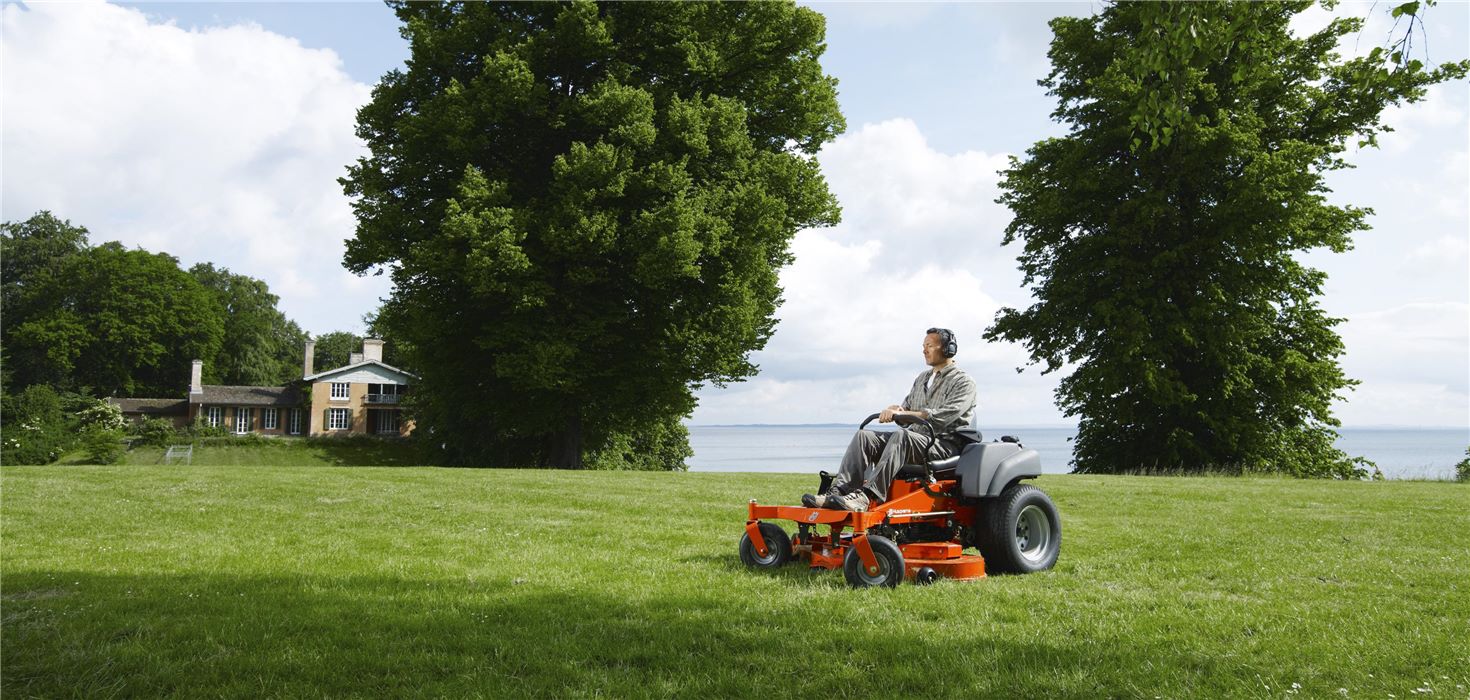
[303,340,316,378]
[363,338,384,363]
[190,359,203,395]
[350,352,364,365]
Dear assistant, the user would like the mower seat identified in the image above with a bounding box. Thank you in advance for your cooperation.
[896,454,961,480]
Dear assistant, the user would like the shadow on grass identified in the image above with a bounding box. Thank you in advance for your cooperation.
[305,437,424,467]
[62,437,431,468]
[3,568,1140,698]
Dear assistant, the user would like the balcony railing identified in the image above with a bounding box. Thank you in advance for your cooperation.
[365,394,402,404]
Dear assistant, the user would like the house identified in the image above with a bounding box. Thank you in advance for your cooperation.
[112,338,415,437]
[294,338,415,437]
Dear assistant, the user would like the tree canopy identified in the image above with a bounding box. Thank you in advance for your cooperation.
[312,330,365,372]
[190,263,309,386]
[1,212,91,393]
[5,240,223,397]
[986,1,1468,477]
[2,212,313,399]
[342,1,844,468]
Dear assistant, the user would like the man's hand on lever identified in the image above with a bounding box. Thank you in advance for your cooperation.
[879,405,927,423]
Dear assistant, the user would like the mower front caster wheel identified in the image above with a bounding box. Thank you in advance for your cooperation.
[739,522,792,569]
[842,535,904,588]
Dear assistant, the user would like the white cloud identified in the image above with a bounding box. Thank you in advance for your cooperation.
[1335,303,1469,426]
[1402,234,1470,271]
[1377,84,1468,155]
[2,1,387,336]
[1333,382,1469,427]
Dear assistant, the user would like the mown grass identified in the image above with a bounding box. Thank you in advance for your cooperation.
[2,466,1467,698]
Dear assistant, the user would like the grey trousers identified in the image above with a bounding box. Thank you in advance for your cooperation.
[832,428,955,502]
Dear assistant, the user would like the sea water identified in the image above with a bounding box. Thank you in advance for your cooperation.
[686,425,1469,480]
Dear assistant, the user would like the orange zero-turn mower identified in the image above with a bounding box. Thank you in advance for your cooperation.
[739,414,1061,588]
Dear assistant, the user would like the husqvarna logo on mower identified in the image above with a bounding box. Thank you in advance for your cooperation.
[807,512,819,522]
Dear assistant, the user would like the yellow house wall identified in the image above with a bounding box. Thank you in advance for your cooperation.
[350,382,367,432]
[308,377,412,437]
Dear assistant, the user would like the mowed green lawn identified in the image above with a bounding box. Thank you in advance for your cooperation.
[3,466,1467,698]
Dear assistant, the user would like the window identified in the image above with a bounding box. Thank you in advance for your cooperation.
[207,406,223,427]
[288,409,302,435]
[330,382,350,400]
[328,408,351,431]
[366,383,403,404]
[374,410,401,434]
[263,408,278,430]
[234,408,252,434]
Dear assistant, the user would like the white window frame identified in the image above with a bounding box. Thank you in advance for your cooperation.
[288,409,302,435]
[328,408,351,431]
[207,406,223,427]
[234,407,252,434]
[330,382,350,400]
[263,407,278,430]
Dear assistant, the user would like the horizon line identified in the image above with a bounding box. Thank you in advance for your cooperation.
[686,422,1470,431]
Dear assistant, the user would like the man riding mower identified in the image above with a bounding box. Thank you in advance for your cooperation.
[738,328,1062,587]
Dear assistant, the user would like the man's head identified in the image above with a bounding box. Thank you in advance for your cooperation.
[923,327,957,367]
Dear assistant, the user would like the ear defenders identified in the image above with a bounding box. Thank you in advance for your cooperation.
[926,327,957,358]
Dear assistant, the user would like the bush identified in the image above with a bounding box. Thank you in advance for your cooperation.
[584,415,692,471]
[1,385,69,465]
[1456,447,1469,483]
[187,416,228,439]
[80,425,125,464]
[76,399,127,432]
[132,417,179,448]
[195,433,267,448]
[1242,427,1374,480]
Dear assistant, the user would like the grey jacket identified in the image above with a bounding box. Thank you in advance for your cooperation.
[901,364,977,437]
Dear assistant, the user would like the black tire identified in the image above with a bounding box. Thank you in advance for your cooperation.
[739,522,792,569]
[978,483,1061,574]
[842,535,904,588]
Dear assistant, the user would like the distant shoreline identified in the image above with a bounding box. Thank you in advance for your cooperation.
[687,423,1470,431]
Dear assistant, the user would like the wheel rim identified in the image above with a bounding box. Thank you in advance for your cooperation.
[1015,504,1053,562]
[751,540,781,566]
[853,552,893,586]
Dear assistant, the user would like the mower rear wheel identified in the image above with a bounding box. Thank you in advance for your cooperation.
[739,522,792,569]
[979,484,1061,574]
[842,535,904,588]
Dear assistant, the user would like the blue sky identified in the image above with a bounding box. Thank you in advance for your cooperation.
[4,1,1467,428]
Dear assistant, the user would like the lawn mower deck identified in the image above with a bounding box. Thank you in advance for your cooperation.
[745,477,987,584]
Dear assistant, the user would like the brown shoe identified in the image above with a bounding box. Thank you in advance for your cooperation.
[831,490,870,512]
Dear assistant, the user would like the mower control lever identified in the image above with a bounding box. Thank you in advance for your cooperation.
[859,412,937,442]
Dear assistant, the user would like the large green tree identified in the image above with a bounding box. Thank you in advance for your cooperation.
[5,240,223,397]
[1,212,91,393]
[1,212,89,320]
[189,263,309,386]
[311,330,363,372]
[343,1,843,468]
[987,2,1468,477]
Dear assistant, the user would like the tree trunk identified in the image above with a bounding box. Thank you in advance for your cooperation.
[544,411,583,469]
